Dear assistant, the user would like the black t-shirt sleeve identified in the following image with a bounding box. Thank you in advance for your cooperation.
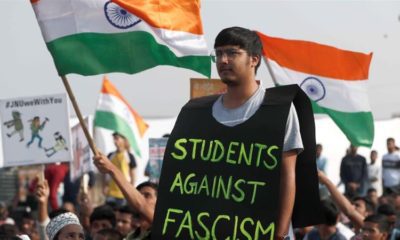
[128,153,137,168]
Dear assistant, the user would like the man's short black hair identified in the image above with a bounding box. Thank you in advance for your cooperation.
[377,203,396,216]
[364,214,391,234]
[116,205,136,216]
[353,196,375,213]
[90,205,116,227]
[136,181,158,196]
[320,199,340,226]
[214,26,262,73]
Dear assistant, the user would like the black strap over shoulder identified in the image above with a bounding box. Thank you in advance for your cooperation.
[183,94,220,109]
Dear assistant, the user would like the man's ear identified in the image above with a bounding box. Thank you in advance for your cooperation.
[251,54,261,67]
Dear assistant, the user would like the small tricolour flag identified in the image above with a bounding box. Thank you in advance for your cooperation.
[257,32,374,147]
[94,76,148,158]
[31,0,211,77]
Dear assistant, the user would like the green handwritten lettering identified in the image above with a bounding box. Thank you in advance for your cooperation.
[264,145,279,170]
[194,212,210,240]
[171,138,187,160]
[248,181,266,204]
[162,208,183,235]
[255,143,268,167]
[255,222,275,240]
[211,215,230,239]
[226,141,239,164]
[211,140,224,162]
[240,217,254,240]
[175,210,194,239]
[170,172,184,194]
[231,179,246,203]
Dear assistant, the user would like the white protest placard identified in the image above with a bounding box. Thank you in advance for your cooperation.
[0,93,72,167]
[145,137,168,183]
[70,116,93,181]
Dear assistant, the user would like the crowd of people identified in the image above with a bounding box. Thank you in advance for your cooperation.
[0,137,399,240]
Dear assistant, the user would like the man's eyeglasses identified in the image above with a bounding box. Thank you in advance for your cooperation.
[210,48,246,62]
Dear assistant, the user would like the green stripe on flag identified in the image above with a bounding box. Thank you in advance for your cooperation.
[46,31,211,77]
[311,101,374,147]
[94,110,142,158]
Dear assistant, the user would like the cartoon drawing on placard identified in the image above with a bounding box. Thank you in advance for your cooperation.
[3,111,24,141]
[26,116,49,148]
[44,131,69,157]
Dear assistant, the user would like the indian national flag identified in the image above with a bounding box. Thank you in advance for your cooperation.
[31,0,211,77]
[257,32,374,147]
[94,76,148,158]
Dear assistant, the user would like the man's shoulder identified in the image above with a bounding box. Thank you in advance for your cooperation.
[383,152,400,160]
[183,94,220,109]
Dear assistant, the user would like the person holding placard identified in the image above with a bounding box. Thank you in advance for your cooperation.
[94,26,322,239]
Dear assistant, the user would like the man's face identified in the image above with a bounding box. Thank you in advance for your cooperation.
[370,151,377,163]
[353,199,367,217]
[387,140,395,152]
[214,45,258,86]
[139,186,157,209]
[113,135,126,150]
[90,219,113,237]
[58,224,84,240]
[116,211,134,236]
[361,222,387,240]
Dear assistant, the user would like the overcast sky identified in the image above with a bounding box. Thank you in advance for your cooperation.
[1,0,400,120]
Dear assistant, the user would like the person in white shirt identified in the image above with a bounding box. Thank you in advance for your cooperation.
[382,138,400,195]
[367,150,381,192]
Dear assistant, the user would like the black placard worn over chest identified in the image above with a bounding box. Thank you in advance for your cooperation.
[152,87,293,239]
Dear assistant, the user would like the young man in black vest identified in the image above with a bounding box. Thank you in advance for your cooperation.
[94,27,321,239]
[210,26,299,239]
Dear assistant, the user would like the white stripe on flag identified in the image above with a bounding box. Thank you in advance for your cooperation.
[268,59,371,112]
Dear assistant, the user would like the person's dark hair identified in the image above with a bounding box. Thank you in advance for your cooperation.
[377,204,396,216]
[0,224,18,238]
[95,228,123,240]
[364,214,391,234]
[367,188,377,194]
[90,205,116,227]
[214,26,262,73]
[136,181,159,196]
[316,143,323,148]
[353,196,375,214]
[49,208,69,219]
[116,205,136,216]
[387,137,395,143]
[320,199,340,226]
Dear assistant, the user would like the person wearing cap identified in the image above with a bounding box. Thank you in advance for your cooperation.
[104,132,137,207]
[46,212,84,240]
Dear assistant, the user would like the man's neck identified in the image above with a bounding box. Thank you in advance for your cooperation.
[222,80,258,109]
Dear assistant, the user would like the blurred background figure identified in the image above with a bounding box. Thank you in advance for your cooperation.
[104,132,137,207]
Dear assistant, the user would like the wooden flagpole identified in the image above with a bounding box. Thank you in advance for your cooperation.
[61,75,98,155]
[263,58,279,86]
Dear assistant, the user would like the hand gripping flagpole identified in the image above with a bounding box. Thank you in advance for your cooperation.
[61,75,98,156]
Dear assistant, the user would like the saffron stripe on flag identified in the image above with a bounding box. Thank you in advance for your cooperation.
[258,32,373,80]
[101,78,148,137]
[112,0,204,35]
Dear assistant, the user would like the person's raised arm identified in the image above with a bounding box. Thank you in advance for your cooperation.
[318,170,364,229]
[93,153,154,223]
[276,150,297,239]
[35,179,50,240]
